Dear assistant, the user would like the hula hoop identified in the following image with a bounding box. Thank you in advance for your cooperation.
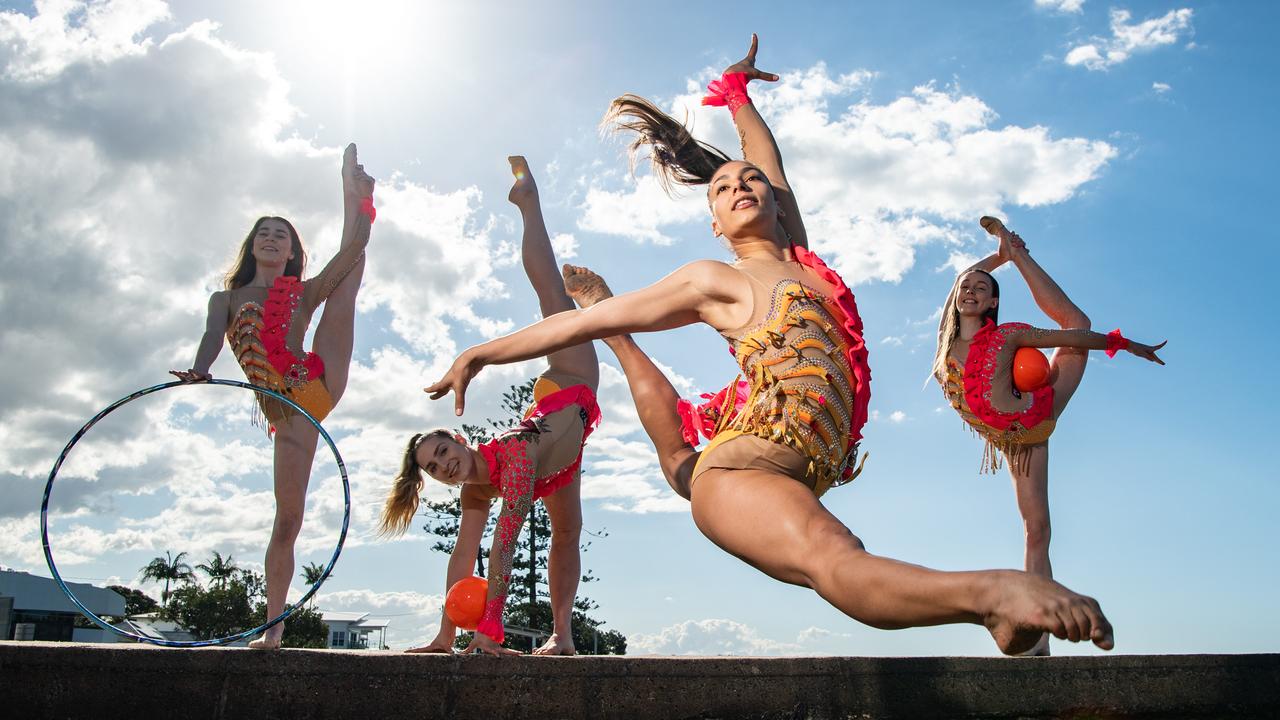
[40,378,350,648]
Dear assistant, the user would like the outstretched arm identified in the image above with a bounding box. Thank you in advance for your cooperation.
[170,290,230,382]
[718,34,807,249]
[425,260,747,415]
[1013,327,1167,365]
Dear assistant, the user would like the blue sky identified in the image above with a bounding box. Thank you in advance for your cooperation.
[1,0,1276,655]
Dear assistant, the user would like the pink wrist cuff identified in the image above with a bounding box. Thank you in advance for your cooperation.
[1104,329,1130,358]
[702,72,753,117]
[358,195,376,222]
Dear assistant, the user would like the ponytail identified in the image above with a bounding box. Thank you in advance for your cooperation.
[379,430,449,537]
[602,94,734,195]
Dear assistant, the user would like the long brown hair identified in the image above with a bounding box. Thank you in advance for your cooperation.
[932,269,1001,383]
[602,94,735,194]
[378,430,453,537]
[223,216,306,290]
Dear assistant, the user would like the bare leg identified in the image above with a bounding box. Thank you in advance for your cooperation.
[535,478,582,655]
[509,156,598,388]
[1009,442,1053,655]
[564,265,698,499]
[249,416,319,648]
[311,254,364,404]
[690,466,1113,654]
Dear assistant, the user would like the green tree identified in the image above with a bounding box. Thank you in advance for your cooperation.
[299,561,328,608]
[421,379,626,655]
[165,575,254,639]
[250,602,329,648]
[140,550,195,607]
[195,551,240,587]
[107,585,160,617]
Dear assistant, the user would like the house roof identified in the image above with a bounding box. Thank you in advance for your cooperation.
[0,570,125,617]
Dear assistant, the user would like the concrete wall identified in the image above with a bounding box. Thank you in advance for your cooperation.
[2,642,1277,719]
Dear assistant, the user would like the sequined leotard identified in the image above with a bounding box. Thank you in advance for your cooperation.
[683,246,871,497]
[225,233,367,429]
[942,319,1055,473]
[470,373,602,644]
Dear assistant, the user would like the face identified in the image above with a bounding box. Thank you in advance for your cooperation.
[414,434,475,486]
[251,218,295,267]
[955,271,998,317]
[708,161,780,240]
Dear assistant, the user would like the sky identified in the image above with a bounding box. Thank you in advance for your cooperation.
[1,0,1277,656]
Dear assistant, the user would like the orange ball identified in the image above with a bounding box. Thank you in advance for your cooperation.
[445,576,488,631]
[1013,347,1051,392]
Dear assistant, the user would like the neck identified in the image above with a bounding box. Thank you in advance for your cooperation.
[469,447,489,485]
[731,236,789,262]
[249,261,287,287]
[957,314,987,341]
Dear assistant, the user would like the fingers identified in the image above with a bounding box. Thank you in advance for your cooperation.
[747,33,758,62]
[455,388,466,416]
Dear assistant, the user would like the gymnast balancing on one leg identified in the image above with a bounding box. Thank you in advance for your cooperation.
[170,144,376,648]
[380,157,599,656]
[427,35,1115,655]
[932,217,1165,654]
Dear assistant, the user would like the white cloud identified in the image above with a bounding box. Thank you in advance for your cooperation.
[316,587,444,650]
[1035,0,1084,13]
[550,232,578,259]
[1152,82,1171,94]
[630,618,858,656]
[580,66,1113,284]
[1065,8,1194,71]
[889,410,907,424]
[880,336,904,346]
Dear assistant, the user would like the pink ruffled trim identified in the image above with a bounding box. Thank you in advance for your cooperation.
[677,379,749,447]
[1105,328,1129,358]
[702,71,753,117]
[477,383,601,500]
[791,245,872,446]
[962,320,1054,432]
[476,596,506,643]
[262,276,325,384]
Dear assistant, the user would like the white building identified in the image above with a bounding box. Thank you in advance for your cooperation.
[0,569,125,642]
[321,611,389,650]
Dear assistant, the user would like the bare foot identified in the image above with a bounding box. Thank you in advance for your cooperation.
[562,264,613,308]
[531,633,577,656]
[405,641,454,654]
[1017,633,1051,657]
[981,571,1113,656]
[248,631,282,650]
[508,155,538,207]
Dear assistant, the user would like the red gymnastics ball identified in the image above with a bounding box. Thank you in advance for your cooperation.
[445,576,488,631]
[1013,347,1051,392]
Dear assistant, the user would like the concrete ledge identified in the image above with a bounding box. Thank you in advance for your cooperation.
[4,642,1277,719]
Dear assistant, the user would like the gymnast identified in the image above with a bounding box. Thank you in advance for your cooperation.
[932,217,1165,654]
[381,157,599,656]
[426,36,1115,654]
[171,144,375,648]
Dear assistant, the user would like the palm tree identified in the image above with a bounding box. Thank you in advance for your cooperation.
[300,562,327,608]
[196,551,240,588]
[140,551,195,607]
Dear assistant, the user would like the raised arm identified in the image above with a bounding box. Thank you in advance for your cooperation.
[170,290,230,382]
[715,34,807,249]
[425,260,748,415]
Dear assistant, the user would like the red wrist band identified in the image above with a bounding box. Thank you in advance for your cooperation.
[702,72,753,117]
[358,195,376,222]
[1104,329,1130,358]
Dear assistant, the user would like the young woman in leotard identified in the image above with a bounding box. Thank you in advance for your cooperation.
[426,36,1115,655]
[933,217,1165,654]
[171,144,375,648]
[380,157,599,656]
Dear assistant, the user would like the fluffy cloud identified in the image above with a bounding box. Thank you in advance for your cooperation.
[580,64,1114,284]
[1035,0,1084,13]
[629,618,856,656]
[1065,8,1194,71]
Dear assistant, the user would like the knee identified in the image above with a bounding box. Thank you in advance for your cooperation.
[272,510,305,542]
[1067,311,1091,331]
[800,519,867,582]
[550,521,582,546]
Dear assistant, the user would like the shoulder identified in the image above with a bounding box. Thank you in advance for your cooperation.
[672,259,748,301]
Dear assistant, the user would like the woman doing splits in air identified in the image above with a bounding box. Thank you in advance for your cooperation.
[427,36,1116,655]
[933,217,1165,654]
[172,144,376,648]
[381,158,599,657]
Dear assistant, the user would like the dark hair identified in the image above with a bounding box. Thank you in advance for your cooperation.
[602,94,735,195]
[223,216,306,290]
[378,429,454,537]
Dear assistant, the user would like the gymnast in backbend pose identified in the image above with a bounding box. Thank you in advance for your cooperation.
[426,35,1115,654]
[932,217,1165,654]
[380,157,599,656]
[171,144,376,648]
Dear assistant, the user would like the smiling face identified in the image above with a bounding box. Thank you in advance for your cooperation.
[708,160,780,242]
[414,434,476,486]
[955,270,999,318]
[251,217,296,267]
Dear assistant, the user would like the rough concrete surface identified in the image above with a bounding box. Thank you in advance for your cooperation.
[2,642,1277,719]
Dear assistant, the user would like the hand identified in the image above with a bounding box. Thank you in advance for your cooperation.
[507,155,539,208]
[169,369,211,382]
[342,143,376,199]
[463,632,522,657]
[424,350,483,416]
[1001,231,1029,261]
[1127,340,1167,365]
[723,33,780,83]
